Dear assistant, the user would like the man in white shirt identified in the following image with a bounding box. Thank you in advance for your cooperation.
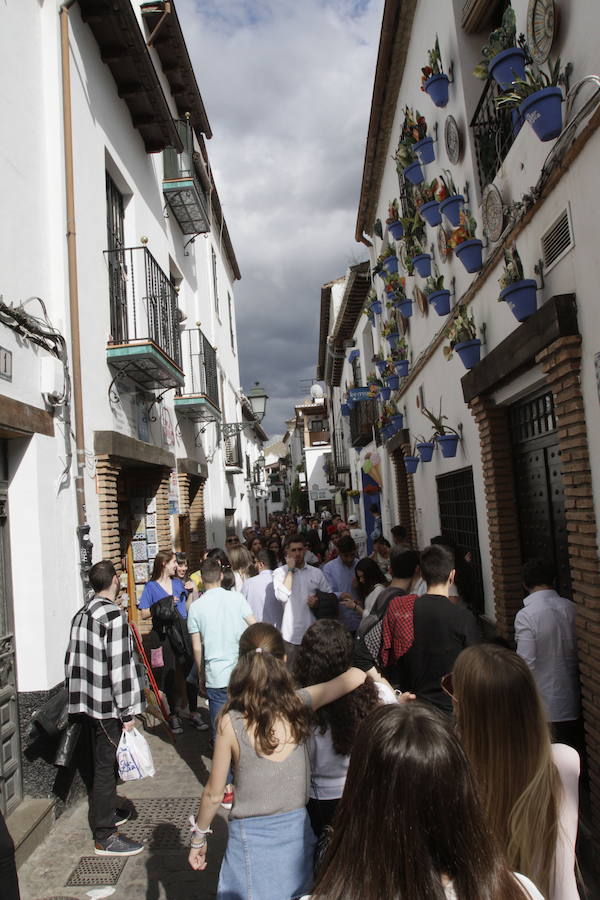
[322,535,362,633]
[241,548,281,627]
[273,533,331,666]
[515,558,581,748]
[347,514,367,558]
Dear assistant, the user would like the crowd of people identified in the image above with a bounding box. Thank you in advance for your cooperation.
[54,508,584,900]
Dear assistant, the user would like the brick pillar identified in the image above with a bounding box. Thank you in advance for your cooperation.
[536,334,600,827]
[188,478,207,572]
[468,397,523,639]
[392,446,417,548]
[95,455,122,571]
[155,467,172,551]
[177,473,191,515]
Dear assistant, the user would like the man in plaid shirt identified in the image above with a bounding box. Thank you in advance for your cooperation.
[65,559,146,856]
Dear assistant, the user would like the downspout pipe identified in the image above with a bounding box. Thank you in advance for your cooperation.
[60,2,92,586]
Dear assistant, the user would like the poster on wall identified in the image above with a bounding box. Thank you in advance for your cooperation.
[168,472,180,515]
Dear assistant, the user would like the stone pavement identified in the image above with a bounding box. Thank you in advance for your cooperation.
[17,713,227,900]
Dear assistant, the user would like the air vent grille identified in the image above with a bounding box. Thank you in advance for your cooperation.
[541,208,573,272]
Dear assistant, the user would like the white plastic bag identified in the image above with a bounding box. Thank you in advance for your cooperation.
[116,727,155,781]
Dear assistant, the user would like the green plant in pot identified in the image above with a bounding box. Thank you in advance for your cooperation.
[419,398,461,459]
[425,264,451,316]
[496,58,564,142]
[443,303,480,370]
[473,7,527,88]
[415,178,442,227]
[498,243,537,322]
[421,36,449,108]
[384,273,406,308]
[386,199,404,241]
[448,209,484,273]
[436,169,464,227]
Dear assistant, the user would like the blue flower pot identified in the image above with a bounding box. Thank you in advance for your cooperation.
[413,135,435,164]
[439,194,464,227]
[385,374,400,390]
[428,289,451,316]
[375,360,387,374]
[436,433,460,458]
[404,455,420,474]
[382,255,399,275]
[394,359,409,377]
[379,387,391,401]
[403,160,425,185]
[519,86,563,142]
[454,338,481,370]
[347,398,354,410]
[412,253,432,278]
[500,279,537,322]
[388,220,404,241]
[398,298,413,318]
[455,239,483,273]
[391,414,404,430]
[381,424,393,441]
[424,73,449,107]
[416,441,435,462]
[351,495,360,505]
[386,332,400,348]
[419,200,442,227]
[488,47,527,90]
[341,403,350,417]
[371,299,383,314]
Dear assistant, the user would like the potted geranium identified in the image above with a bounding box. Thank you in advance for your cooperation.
[424,266,451,316]
[421,37,450,108]
[414,178,442,227]
[386,199,404,241]
[403,212,431,278]
[391,339,410,378]
[367,371,382,397]
[380,243,399,275]
[372,351,387,376]
[403,107,435,165]
[498,244,537,321]
[436,170,464,227]
[473,7,527,90]
[393,138,424,186]
[496,58,563,142]
[420,400,461,459]
[443,304,481,369]
[346,488,360,505]
[382,362,400,392]
[365,288,382,316]
[381,318,401,349]
[448,209,484,273]
[383,272,405,305]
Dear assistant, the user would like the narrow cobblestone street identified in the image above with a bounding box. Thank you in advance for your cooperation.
[17,718,225,900]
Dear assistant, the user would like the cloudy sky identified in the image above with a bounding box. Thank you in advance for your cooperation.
[178,0,383,436]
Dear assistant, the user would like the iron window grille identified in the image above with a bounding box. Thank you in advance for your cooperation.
[333,428,349,473]
[471,77,517,191]
[436,467,485,614]
[349,402,378,448]
[105,245,182,369]
[509,391,556,444]
[224,432,243,468]
[179,328,219,408]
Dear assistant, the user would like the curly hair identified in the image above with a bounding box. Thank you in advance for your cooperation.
[294,619,379,756]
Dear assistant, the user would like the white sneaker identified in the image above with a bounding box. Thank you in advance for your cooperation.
[190,712,209,731]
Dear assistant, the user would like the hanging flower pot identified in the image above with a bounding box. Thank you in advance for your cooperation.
[412,253,432,278]
[488,47,527,90]
[382,255,399,275]
[380,386,392,401]
[341,403,350,417]
[375,360,387,375]
[403,160,425,185]
[388,220,404,241]
[351,494,360,505]
[419,200,442,227]
[416,441,435,462]
[519,86,563,142]
[499,279,538,322]
[368,383,380,397]
[439,194,464,227]
[386,332,400,349]
[454,239,484,273]
[413,135,435,164]
[404,455,420,474]
[428,289,451,316]
[436,433,460,458]
[394,359,409,377]
[454,338,481,370]
[423,73,449,107]
[385,374,400,391]
[391,413,404,431]
[398,298,413,318]
[371,299,383,315]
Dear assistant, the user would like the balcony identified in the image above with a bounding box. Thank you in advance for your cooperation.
[471,77,517,190]
[163,120,210,235]
[105,245,184,391]
[349,401,378,448]
[174,328,220,422]
[333,428,350,473]
[224,432,243,471]
[308,430,330,447]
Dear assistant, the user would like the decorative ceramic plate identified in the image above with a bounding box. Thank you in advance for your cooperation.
[481,183,505,242]
[527,0,557,65]
[444,115,462,164]
[414,285,428,317]
[437,225,451,262]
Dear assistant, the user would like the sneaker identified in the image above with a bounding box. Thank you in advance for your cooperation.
[95,833,144,857]
[114,807,131,827]
[189,711,209,731]
[169,715,184,735]
[221,787,234,810]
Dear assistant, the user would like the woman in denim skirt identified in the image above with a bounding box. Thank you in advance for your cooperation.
[187,623,367,900]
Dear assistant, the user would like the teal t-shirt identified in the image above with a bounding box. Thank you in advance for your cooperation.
[187,587,252,688]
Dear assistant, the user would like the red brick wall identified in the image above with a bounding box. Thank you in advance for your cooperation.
[392,444,417,549]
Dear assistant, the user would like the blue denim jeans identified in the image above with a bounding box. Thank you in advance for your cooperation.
[206,686,233,785]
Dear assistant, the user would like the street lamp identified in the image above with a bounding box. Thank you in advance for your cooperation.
[220,382,269,441]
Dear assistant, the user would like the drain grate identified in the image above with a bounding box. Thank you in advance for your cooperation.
[66,857,127,886]
[123,797,197,849]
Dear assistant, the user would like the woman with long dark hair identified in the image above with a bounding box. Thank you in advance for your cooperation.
[294,619,397,836]
[187,623,367,899]
[352,557,387,618]
[451,643,580,899]
[309,704,543,900]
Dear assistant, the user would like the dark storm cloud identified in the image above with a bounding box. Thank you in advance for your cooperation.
[178,0,382,435]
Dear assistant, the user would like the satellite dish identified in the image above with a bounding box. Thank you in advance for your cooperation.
[310,383,324,400]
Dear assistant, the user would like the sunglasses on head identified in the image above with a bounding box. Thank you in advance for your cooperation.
[440,672,456,700]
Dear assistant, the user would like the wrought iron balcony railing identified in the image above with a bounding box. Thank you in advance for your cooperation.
[163,120,210,235]
[333,428,350,473]
[471,77,518,190]
[179,328,220,409]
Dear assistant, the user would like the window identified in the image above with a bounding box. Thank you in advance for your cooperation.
[105,172,126,343]
[106,172,124,252]
[227,292,235,352]
[271,489,281,504]
[309,419,326,432]
[211,247,219,317]
[436,467,484,614]
[351,355,362,388]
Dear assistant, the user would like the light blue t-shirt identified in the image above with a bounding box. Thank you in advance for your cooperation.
[187,587,253,688]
